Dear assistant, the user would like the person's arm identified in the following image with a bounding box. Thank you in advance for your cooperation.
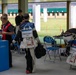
[32,23,40,43]
[15,30,23,41]
[15,16,20,25]
[2,25,14,35]
[2,31,14,35]
[33,29,38,39]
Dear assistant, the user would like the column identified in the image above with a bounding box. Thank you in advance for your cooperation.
[2,0,8,14]
[18,0,28,14]
[71,5,76,28]
[67,1,71,30]
[43,8,47,22]
[33,4,41,32]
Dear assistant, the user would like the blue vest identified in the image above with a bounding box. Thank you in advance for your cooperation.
[20,22,35,30]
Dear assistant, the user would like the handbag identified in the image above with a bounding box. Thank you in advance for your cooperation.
[34,43,46,59]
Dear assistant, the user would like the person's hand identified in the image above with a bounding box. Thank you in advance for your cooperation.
[12,40,16,43]
[2,31,7,34]
[20,19,25,24]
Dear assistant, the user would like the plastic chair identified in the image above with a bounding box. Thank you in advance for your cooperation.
[11,34,21,53]
[69,40,76,53]
[43,36,61,62]
[66,40,76,69]
[12,34,25,54]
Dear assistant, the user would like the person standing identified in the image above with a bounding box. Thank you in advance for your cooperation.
[15,9,23,34]
[13,13,40,74]
[0,13,14,68]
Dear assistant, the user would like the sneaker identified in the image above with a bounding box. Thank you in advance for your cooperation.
[26,70,32,74]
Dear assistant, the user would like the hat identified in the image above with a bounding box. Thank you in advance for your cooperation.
[23,13,29,19]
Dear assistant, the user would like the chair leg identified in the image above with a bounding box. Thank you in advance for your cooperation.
[59,54,62,61]
[44,50,51,61]
[44,49,62,62]
[44,51,48,61]
[14,47,17,53]
[44,54,47,61]
[70,65,73,69]
[53,50,56,62]
[48,51,51,60]
[58,49,62,61]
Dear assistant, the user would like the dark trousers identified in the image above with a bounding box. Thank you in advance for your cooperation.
[9,43,12,67]
[66,46,70,55]
[64,41,71,56]
[25,49,33,72]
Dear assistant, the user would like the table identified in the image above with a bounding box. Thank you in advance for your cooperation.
[0,40,9,72]
[53,35,66,54]
[53,35,63,45]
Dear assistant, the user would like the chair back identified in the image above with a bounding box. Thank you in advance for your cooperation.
[43,36,56,46]
[70,40,76,47]
[12,34,16,40]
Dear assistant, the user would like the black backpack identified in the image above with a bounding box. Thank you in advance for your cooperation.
[34,43,46,59]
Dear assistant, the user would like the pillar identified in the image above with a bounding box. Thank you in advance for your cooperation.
[67,1,71,30]
[33,4,41,32]
[43,8,47,22]
[2,0,8,14]
[70,5,76,28]
[18,0,28,15]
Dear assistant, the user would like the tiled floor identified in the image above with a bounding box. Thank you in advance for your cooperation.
[0,53,76,75]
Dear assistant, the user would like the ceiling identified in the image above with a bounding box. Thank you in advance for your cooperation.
[0,0,76,4]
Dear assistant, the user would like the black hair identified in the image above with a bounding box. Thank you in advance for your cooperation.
[18,9,22,13]
[23,13,29,19]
